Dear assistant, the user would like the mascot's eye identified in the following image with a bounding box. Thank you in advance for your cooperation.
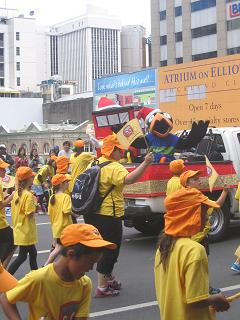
[163,112,171,120]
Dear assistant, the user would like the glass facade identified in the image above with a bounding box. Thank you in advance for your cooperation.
[191,0,216,12]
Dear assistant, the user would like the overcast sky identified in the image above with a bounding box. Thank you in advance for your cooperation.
[1,0,151,34]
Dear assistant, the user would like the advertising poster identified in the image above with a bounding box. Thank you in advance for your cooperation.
[94,68,157,110]
[158,54,240,130]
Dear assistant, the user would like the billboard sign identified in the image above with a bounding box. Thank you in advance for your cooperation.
[158,54,240,130]
[93,69,157,110]
[227,1,240,19]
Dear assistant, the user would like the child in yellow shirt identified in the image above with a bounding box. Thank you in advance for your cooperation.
[230,183,240,272]
[1,224,116,319]
[166,159,185,196]
[8,167,37,275]
[44,174,74,265]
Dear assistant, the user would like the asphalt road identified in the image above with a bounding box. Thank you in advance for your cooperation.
[1,215,240,319]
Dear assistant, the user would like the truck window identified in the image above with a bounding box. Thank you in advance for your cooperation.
[213,134,226,153]
[96,115,108,127]
[96,112,130,128]
[237,133,240,144]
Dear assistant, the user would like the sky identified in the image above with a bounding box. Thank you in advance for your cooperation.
[1,0,151,34]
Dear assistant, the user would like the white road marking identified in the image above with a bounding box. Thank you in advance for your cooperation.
[89,284,240,318]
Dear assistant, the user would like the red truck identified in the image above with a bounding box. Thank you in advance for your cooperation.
[92,106,239,242]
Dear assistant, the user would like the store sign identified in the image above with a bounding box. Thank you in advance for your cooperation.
[228,2,240,19]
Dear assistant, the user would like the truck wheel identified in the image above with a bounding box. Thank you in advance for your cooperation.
[208,204,230,243]
[133,215,164,235]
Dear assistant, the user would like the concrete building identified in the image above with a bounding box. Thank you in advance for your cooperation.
[0,9,50,92]
[121,25,146,72]
[0,121,92,158]
[151,0,240,67]
[49,5,121,93]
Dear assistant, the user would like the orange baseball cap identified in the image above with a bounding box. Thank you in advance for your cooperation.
[51,174,71,186]
[169,159,185,174]
[16,167,36,181]
[0,263,18,292]
[73,140,84,148]
[101,134,125,158]
[60,224,117,249]
[0,158,9,169]
[180,170,200,187]
[55,156,69,174]
[164,187,219,237]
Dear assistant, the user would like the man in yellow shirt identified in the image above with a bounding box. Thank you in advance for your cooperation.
[155,185,230,320]
[69,139,94,193]
[84,134,153,297]
[1,224,116,320]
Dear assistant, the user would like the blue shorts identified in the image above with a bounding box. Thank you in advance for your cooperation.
[32,184,44,196]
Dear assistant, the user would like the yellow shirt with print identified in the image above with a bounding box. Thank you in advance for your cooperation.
[69,152,94,192]
[48,193,72,238]
[155,238,211,320]
[166,176,182,196]
[11,190,37,246]
[235,183,240,212]
[97,156,129,218]
[33,165,54,186]
[0,183,8,229]
[6,263,92,320]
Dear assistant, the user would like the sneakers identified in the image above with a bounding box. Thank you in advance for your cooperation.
[209,286,221,295]
[107,279,122,290]
[95,286,120,298]
[231,262,240,272]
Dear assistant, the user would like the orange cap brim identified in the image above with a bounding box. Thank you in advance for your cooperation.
[0,162,9,169]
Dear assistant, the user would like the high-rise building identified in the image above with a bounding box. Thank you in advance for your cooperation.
[49,5,121,93]
[151,0,240,67]
[121,25,146,73]
[0,9,50,92]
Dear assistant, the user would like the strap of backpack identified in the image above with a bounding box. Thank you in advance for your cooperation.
[98,161,116,213]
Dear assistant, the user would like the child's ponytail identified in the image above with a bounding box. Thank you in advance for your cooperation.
[50,185,60,205]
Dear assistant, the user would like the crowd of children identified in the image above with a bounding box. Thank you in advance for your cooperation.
[0,137,239,319]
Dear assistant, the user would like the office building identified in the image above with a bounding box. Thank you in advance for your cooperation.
[49,5,121,93]
[121,25,146,72]
[151,0,240,67]
[0,9,50,92]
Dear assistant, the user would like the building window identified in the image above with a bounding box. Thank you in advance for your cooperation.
[16,77,21,86]
[176,57,183,64]
[227,18,240,31]
[31,143,38,151]
[160,10,166,21]
[43,143,50,155]
[0,33,3,47]
[192,51,217,61]
[0,78,4,86]
[160,35,167,45]
[175,6,182,16]
[21,144,28,154]
[191,0,216,12]
[175,32,183,42]
[191,24,217,38]
[16,62,20,71]
[16,32,20,41]
[227,47,240,55]
[11,144,17,155]
[16,47,20,55]
[160,60,168,67]
[0,48,3,56]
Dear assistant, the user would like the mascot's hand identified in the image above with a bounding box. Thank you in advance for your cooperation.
[175,120,210,150]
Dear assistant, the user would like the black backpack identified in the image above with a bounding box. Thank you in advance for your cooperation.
[71,161,114,215]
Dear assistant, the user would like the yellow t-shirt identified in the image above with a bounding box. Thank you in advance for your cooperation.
[191,208,214,243]
[33,165,54,186]
[155,238,211,320]
[6,263,92,320]
[48,193,72,238]
[235,183,240,212]
[97,156,129,218]
[11,190,37,245]
[69,152,94,192]
[166,176,182,196]
[0,183,8,229]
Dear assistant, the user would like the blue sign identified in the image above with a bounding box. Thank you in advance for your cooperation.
[94,69,156,94]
